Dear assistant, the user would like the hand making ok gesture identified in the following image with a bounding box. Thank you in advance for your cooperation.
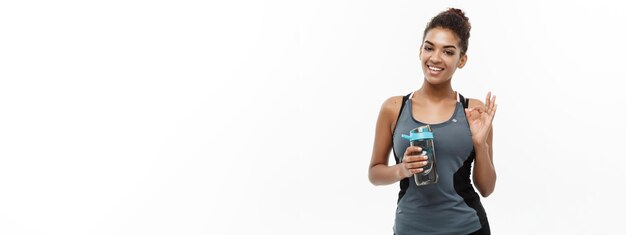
[464,92,497,145]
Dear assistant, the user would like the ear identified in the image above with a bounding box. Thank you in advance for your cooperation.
[458,53,467,68]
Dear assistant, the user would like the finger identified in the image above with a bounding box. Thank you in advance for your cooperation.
[489,95,496,112]
[472,106,486,113]
[405,146,422,155]
[485,91,492,108]
[464,108,471,119]
[485,103,497,123]
[406,161,429,169]
[488,95,496,115]
[402,155,413,163]
[410,168,424,174]
[404,154,428,163]
[404,155,428,162]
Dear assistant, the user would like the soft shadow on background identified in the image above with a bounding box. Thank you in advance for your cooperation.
[1,1,625,234]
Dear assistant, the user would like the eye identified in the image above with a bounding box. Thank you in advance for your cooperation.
[444,50,455,56]
[424,46,433,51]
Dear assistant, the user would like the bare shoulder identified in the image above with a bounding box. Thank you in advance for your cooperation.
[380,95,404,116]
[467,98,485,109]
[377,96,405,130]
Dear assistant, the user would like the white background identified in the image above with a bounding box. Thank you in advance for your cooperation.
[1,0,625,234]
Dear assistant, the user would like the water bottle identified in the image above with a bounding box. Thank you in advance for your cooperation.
[401,125,437,186]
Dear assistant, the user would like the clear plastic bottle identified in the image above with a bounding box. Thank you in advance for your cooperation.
[401,125,437,186]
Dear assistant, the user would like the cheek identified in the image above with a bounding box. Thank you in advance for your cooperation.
[447,58,462,68]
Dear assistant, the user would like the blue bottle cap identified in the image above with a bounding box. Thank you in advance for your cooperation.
[401,132,433,141]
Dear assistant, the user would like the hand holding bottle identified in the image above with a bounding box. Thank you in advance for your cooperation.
[400,146,429,178]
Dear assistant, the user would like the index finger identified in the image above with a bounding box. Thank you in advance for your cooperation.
[406,146,422,153]
[404,154,428,162]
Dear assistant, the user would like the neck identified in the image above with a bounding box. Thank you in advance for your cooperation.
[416,78,455,102]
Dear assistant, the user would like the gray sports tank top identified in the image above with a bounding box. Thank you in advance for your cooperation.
[391,91,488,235]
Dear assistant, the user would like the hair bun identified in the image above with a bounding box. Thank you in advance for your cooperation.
[447,8,468,21]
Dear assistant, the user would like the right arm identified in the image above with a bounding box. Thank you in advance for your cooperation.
[368,96,428,186]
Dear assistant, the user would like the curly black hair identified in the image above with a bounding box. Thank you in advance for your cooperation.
[423,8,471,55]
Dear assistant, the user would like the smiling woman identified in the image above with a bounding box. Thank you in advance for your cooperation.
[368,8,497,235]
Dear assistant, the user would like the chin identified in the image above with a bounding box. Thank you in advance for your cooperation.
[423,73,452,85]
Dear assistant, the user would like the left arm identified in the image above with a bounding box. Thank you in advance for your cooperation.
[472,127,496,197]
[465,93,498,197]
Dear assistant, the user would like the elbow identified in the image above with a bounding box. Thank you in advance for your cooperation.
[475,176,496,198]
[477,179,496,198]
[478,188,494,198]
[476,183,495,197]
[368,171,379,186]
[368,167,384,186]
[370,179,385,186]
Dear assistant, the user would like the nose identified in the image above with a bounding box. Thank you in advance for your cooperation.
[429,51,442,64]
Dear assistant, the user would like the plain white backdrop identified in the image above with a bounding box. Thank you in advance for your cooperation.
[1,0,626,234]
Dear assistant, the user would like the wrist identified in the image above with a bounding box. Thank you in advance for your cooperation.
[397,164,409,180]
[473,141,489,151]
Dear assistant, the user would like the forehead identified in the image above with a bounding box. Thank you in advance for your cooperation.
[423,27,460,47]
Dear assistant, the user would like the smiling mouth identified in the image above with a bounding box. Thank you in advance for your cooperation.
[428,65,443,72]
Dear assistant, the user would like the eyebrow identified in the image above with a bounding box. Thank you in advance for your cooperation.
[424,40,457,49]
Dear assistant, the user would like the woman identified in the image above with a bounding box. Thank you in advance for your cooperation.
[368,8,497,235]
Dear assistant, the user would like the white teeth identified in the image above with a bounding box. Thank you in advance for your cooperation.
[428,66,442,71]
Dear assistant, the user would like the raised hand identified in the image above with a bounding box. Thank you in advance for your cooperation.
[464,92,497,145]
